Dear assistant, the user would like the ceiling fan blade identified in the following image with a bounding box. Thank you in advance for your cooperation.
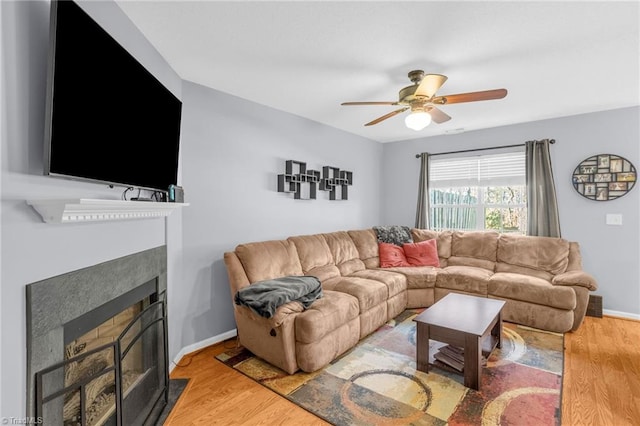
[434,88,507,105]
[364,107,409,126]
[415,74,448,98]
[426,106,452,124]
[341,101,398,106]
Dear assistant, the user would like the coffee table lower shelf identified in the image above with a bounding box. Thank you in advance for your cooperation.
[431,331,501,374]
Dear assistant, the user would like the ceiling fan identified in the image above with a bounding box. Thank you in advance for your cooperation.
[341,70,507,130]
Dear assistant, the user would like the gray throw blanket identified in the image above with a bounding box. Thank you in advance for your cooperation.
[234,276,323,318]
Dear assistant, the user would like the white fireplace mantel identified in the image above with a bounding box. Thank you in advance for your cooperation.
[27,198,189,224]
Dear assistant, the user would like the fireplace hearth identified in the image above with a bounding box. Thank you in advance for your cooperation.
[26,246,168,426]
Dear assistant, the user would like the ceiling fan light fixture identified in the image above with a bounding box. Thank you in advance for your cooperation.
[405,111,432,131]
[341,70,506,128]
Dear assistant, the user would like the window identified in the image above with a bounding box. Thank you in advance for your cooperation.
[429,150,527,234]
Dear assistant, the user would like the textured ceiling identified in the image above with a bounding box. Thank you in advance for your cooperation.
[115,1,640,143]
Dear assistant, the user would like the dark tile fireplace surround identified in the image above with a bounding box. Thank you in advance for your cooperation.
[26,246,169,425]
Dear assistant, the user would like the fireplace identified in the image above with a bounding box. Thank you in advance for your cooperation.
[26,246,168,425]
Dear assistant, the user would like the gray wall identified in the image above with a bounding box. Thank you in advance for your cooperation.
[381,107,640,316]
[0,0,182,418]
[175,81,382,356]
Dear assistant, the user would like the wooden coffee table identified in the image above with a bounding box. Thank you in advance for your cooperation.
[413,293,506,390]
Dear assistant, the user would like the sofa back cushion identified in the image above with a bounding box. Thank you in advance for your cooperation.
[288,234,341,282]
[411,229,452,266]
[323,231,366,275]
[497,233,569,275]
[348,229,379,268]
[448,231,498,270]
[235,240,303,283]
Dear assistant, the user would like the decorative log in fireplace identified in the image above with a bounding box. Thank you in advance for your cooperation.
[62,303,141,425]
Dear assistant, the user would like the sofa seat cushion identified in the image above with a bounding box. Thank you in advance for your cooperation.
[495,262,554,281]
[382,266,438,289]
[330,277,388,313]
[488,272,576,310]
[348,269,407,297]
[447,256,496,271]
[436,266,493,294]
[294,290,359,344]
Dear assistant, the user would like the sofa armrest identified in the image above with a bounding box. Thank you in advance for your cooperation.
[237,300,305,328]
[552,270,597,291]
[270,301,305,327]
[224,252,251,296]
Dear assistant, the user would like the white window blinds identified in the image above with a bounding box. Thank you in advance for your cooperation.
[430,150,526,188]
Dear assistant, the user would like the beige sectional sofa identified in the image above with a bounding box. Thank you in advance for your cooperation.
[223,228,597,375]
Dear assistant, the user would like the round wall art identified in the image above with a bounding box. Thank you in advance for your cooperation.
[572,154,636,201]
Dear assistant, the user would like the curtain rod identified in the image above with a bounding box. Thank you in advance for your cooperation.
[415,139,556,158]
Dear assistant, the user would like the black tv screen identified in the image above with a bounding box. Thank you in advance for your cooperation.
[44,0,182,192]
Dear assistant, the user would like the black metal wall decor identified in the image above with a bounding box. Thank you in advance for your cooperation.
[277,160,320,199]
[277,160,353,200]
[572,154,637,201]
[320,166,353,200]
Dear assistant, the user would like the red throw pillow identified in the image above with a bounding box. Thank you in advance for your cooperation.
[403,239,440,267]
[378,242,410,268]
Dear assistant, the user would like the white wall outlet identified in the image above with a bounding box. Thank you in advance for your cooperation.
[606,213,623,225]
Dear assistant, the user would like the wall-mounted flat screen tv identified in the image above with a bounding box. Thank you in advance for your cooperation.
[44,0,182,192]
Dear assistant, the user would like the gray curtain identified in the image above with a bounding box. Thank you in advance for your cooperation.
[415,152,430,229]
[526,139,561,237]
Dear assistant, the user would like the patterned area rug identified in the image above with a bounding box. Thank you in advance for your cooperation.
[216,309,563,425]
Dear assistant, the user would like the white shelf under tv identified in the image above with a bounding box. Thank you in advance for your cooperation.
[26,199,189,224]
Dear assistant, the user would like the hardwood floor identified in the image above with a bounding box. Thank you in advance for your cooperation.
[164,339,328,426]
[164,315,640,426]
[562,315,640,425]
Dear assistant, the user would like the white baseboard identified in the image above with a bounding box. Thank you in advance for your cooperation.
[170,329,237,373]
[603,309,640,321]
